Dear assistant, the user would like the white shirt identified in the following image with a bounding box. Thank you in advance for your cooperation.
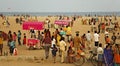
[45,20,49,23]
[91,22,95,27]
[51,38,56,47]
[51,38,56,50]
[86,33,92,41]
[97,47,103,54]
[94,33,99,42]
[105,31,109,37]
[52,39,56,44]
[59,40,66,51]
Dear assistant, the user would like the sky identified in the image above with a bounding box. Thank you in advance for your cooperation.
[0,0,120,12]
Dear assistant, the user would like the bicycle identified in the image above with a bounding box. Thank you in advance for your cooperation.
[74,51,98,66]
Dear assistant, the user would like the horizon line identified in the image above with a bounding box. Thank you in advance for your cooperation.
[0,11,120,13]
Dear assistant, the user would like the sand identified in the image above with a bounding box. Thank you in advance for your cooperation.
[0,15,120,66]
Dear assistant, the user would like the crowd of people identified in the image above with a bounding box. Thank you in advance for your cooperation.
[0,14,120,66]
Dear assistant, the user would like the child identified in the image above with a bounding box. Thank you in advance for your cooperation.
[51,44,58,63]
[23,33,26,45]
[51,36,56,47]
[97,43,103,66]
[9,40,15,55]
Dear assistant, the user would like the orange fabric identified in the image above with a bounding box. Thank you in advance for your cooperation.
[63,27,67,32]
[101,24,105,30]
[0,37,3,44]
[114,48,120,63]
[76,49,82,58]
[106,37,110,44]
[73,36,81,48]
[114,54,120,63]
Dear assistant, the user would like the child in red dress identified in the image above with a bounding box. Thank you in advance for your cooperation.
[23,33,26,45]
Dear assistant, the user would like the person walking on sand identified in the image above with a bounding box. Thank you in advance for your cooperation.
[67,46,75,63]
[37,31,43,49]
[81,34,86,49]
[7,30,12,46]
[94,31,100,47]
[97,43,103,66]
[59,37,67,63]
[86,31,92,50]
[51,44,58,63]
[15,17,19,24]
[73,33,81,54]
[9,39,15,55]
[113,44,120,66]
[17,30,21,45]
[43,34,51,59]
[104,44,114,66]
[12,32,17,42]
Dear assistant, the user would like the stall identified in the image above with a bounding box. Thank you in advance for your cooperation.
[22,21,44,49]
[27,38,39,49]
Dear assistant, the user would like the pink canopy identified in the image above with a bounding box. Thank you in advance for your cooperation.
[54,20,70,25]
[22,21,44,30]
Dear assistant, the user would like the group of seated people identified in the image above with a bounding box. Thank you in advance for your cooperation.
[66,46,84,63]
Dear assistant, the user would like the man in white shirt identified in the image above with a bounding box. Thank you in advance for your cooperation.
[94,31,100,47]
[97,44,103,55]
[59,37,67,63]
[97,43,103,66]
[104,29,109,37]
[86,31,92,49]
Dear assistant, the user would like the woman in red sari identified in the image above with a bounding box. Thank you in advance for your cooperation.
[81,34,86,49]
[67,46,75,63]
[113,44,120,66]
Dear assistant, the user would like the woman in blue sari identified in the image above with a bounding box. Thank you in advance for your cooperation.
[104,44,114,66]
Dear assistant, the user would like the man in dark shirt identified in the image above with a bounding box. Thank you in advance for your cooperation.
[43,34,51,59]
[111,33,117,44]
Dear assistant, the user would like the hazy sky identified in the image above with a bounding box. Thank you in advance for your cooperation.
[0,0,119,12]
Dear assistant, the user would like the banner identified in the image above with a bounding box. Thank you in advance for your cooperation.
[27,38,39,46]
[22,21,44,30]
[54,20,70,25]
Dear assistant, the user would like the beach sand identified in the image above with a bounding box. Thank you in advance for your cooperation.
[0,15,120,66]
